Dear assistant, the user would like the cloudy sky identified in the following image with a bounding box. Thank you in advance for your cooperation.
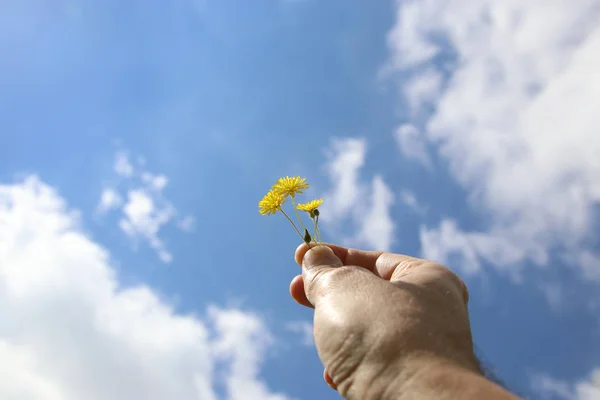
[1,1,599,399]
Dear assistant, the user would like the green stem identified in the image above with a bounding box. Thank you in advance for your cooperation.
[291,196,309,233]
[280,208,304,240]
[315,215,322,242]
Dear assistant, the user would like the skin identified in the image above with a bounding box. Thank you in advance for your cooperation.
[289,243,521,400]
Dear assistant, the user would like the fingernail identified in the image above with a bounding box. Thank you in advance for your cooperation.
[303,246,342,269]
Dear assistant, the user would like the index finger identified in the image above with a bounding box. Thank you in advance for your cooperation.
[295,242,422,281]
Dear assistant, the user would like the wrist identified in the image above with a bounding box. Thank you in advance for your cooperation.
[341,349,480,400]
[385,353,479,399]
[377,354,518,400]
[340,319,482,400]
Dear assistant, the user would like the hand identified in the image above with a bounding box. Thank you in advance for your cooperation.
[289,243,520,400]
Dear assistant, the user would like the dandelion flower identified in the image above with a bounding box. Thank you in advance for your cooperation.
[296,199,323,213]
[259,189,286,215]
[297,198,323,243]
[273,176,309,198]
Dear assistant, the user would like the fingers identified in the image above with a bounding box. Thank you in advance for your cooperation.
[295,242,383,269]
[300,245,345,305]
[302,245,344,270]
[295,242,470,305]
[289,274,313,308]
[295,242,418,280]
[324,368,338,390]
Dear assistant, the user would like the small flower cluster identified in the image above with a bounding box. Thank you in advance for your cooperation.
[259,176,323,246]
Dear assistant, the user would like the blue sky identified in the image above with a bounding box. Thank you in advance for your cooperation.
[1,1,599,399]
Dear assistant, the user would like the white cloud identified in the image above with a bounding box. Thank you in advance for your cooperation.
[97,188,122,213]
[120,189,175,263]
[383,1,439,70]
[320,138,366,223]
[114,152,134,177]
[356,176,395,251]
[400,190,426,215]
[0,177,288,400]
[99,150,193,263]
[400,190,417,209]
[403,68,443,114]
[394,124,432,169]
[533,370,600,400]
[285,321,314,347]
[420,219,483,275]
[386,0,600,279]
[538,281,565,311]
[178,215,196,233]
[211,309,289,400]
[142,172,169,192]
[576,251,600,282]
[420,218,544,278]
[320,138,396,251]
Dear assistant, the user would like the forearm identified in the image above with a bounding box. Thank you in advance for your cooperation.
[382,356,521,400]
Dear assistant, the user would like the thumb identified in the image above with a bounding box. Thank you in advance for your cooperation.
[302,245,344,305]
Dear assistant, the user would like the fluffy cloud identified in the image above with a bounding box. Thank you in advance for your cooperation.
[356,176,395,252]
[420,218,539,277]
[178,215,196,233]
[320,138,367,223]
[394,124,432,169]
[98,152,194,263]
[400,190,426,215]
[97,188,122,213]
[210,308,288,400]
[320,138,396,251]
[141,172,169,192]
[114,151,134,177]
[533,369,600,400]
[403,68,443,115]
[120,189,175,263]
[386,0,600,278]
[0,177,288,400]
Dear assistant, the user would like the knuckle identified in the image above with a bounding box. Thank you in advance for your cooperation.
[458,276,470,304]
[442,267,470,306]
[393,259,470,306]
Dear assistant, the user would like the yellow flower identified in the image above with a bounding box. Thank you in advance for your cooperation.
[296,198,323,213]
[273,176,309,198]
[258,189,286,215]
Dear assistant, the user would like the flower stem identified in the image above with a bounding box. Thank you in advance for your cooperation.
[310,216,318,244]
[280,208,307,244]
[315,215,322,242]
[291,196,309,233]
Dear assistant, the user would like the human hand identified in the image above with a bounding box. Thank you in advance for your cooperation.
[289,243,519,400]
